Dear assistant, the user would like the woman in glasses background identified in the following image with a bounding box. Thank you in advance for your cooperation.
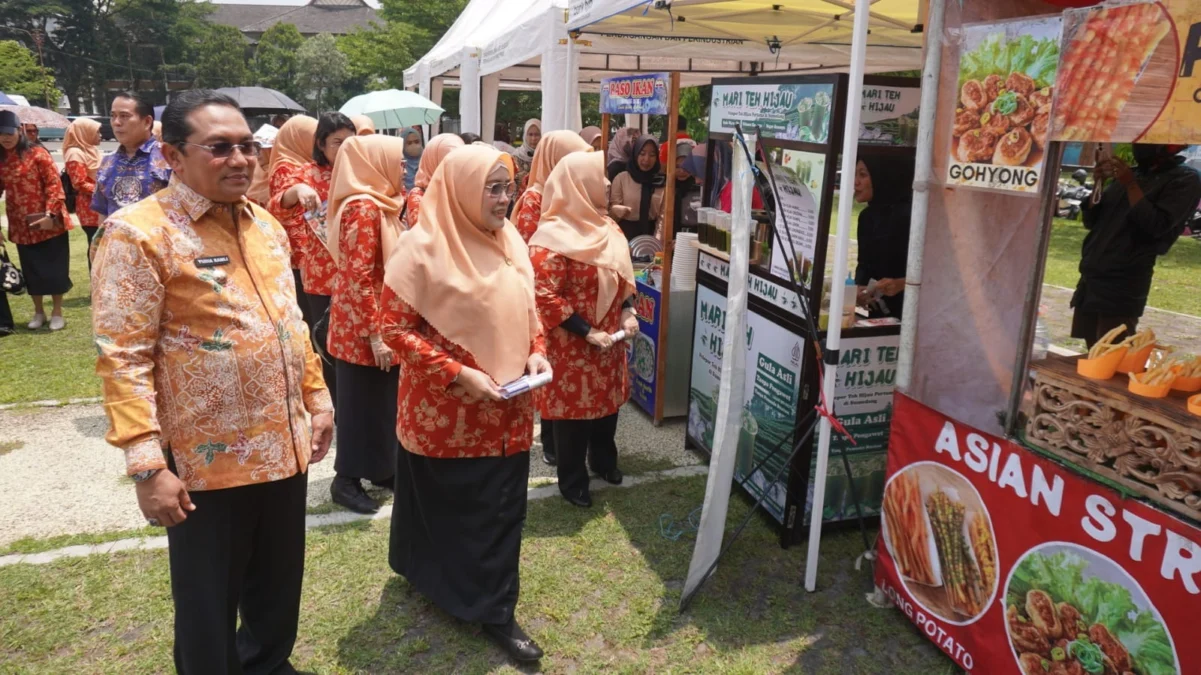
[324,135,406,515]
[380,145,550,664]
[530,151,638,508]
[267,115,318,325]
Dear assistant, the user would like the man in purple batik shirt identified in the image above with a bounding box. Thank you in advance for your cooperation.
[91,91,171,219]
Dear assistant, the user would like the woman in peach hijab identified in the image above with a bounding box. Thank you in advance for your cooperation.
[324,134,406,515]
[380,145,550,664]
[267,115,318,321]
[510,130,591,243]
[404,132,463,228]
[529,151,637,507]
[578,125,602,150]
[351,115,375,135]
[61,117,103,257]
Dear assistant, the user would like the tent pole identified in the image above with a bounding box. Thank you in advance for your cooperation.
[803,0,872,593]
[896,0,947,392]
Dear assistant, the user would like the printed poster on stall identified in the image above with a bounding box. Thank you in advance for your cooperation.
[627,280,661,415]
[710,82,834,144]
[688,284,805,523]
[860,85,921,146]
[600,73,670,115]
[876,394,1199,674]
[766,158,821,287]
[1050,0,1201,144]
[802,334,899,526]
[946,16,1062,194]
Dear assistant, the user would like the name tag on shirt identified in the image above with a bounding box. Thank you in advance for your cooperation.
[195,255,231,268]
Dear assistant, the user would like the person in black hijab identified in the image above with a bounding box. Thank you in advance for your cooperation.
[609,135,666,239]
[1070,143,1201,347]
[853,154,916,319]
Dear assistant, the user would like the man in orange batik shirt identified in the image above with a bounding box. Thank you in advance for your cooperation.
[90,89,334,675]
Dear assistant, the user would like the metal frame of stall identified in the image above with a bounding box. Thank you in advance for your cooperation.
[684,73,920,548]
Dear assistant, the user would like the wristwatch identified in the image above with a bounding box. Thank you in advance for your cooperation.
[131,469,160,483]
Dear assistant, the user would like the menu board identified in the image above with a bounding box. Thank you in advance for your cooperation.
[860,85,922,146]
[627,280,661,415]
[766,158,821,287]
[946,16,1063,194]
[600,72,670,115]
[688,284,806,523]
[709,82,834,143]
[877,394,1198,674]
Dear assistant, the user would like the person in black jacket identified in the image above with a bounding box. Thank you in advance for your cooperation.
[1070,144,1201,348]
[853,154,916,319]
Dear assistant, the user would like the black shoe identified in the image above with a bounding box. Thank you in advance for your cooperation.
[594,468,623,485]
[330,476,379,514]
[0,327,13,338]
[542,450,557,466]
[482,619,544,663]
[369,476,395,492]
[560,489,592,508]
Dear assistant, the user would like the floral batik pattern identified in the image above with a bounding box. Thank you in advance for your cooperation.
[91,176,332,491]
[268,162,309,269]
[299,162,336,296]
[380,287,546,458]
[0,145,69,245]
[530,244,632,421]
[512,189,542,244]
[328,199,397,368]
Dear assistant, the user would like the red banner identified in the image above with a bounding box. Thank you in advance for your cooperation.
[875,394,1200,674]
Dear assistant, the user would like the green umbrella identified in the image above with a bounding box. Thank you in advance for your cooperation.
[339,89,444,130]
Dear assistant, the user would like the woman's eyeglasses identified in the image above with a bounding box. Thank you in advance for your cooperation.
[484,181,517,200]
[178,141,263,159]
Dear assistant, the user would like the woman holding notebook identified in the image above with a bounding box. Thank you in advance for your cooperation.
[529,151,639,508]
[380,144,551,664]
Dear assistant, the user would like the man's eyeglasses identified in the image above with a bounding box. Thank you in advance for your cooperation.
[178,141,262,159]
[484,181,516,200]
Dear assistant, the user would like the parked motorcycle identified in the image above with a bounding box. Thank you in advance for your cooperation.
[1056,169,1092,220]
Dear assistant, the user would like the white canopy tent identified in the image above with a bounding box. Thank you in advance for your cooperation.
[406,0,925,139]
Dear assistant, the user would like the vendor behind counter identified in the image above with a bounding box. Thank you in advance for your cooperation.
[854,154,915,319]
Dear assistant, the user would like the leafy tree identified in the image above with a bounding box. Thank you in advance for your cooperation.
[337,22,418,92]
[379,0,467,59]
[297,33,348,111]
[253,23,304,99]
[0,39,58,106]
[194,23,249,88]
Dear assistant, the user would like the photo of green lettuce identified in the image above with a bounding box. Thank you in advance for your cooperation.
[959,32,1060,89]
[1007,550,1177,675]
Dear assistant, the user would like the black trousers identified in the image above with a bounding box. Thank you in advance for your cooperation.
[0,289,12,331]
[553,412,619,497]
[292,269,313,330]
[166,471,308,675]
[540,419,556,461]
[83,225,99,271]
[305,293,336,404]
[1070,310,1140,350]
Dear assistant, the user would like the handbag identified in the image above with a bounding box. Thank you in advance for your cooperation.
[0,244,26,295]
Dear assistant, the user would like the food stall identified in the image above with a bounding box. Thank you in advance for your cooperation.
[684,74,921,547]
[597,71,697,424]
[874,0,1201,672]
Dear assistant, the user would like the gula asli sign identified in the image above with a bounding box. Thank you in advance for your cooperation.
[947,16,1063,194]
[876,394,1199,674]
[1051,0,1201,144]
[600,73,670,115]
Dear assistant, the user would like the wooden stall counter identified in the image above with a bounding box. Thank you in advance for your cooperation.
[1026,354,1201,522]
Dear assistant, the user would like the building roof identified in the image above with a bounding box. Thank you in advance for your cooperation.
[210,0,379,38]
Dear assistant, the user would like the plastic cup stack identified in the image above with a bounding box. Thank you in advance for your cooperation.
[671,232,699,291]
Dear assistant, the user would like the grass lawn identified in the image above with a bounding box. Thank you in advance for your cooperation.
[1043,217,1201,316]
[0,474,957,674]
[0,226,101,405]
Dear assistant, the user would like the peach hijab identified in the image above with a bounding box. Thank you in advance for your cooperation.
[351,115,375,135]
[327,135,406,265]
[529,151,635,320]
[270,115,317,174]
[62,118,103,179]
[384,145,540,385]
[525,129,592,196]
[413,133,465,190]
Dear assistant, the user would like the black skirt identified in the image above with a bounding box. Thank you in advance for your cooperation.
[390,450,530,625]
[333,358,398,482]
[17,233,72,296]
